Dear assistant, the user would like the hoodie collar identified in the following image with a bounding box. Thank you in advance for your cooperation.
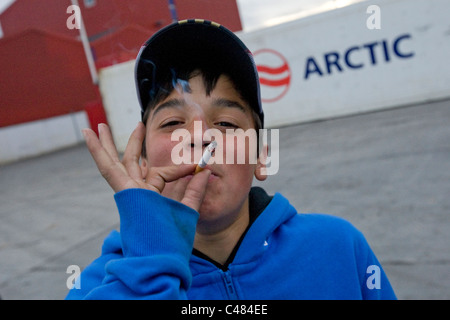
[190,187,297,272]
[232,189,296,265]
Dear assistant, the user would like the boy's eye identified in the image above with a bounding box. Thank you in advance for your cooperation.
[161,120,183,127]
[217,121,238,128]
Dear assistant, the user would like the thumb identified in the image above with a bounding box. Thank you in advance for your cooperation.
[181,169,211,211]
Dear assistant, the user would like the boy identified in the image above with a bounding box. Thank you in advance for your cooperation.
[66,20,396,299]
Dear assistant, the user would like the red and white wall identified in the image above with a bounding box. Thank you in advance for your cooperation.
[0,112,89,163]
[4,0,447,161]
[0,0,242,164]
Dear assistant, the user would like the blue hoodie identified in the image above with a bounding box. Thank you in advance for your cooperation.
[66,187,396,299]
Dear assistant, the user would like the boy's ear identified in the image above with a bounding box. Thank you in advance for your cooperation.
[254,144,268,181]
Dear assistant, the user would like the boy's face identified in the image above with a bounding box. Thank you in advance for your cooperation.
[141,73,266,233]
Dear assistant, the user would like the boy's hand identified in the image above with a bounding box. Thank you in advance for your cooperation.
[82,123,210,212]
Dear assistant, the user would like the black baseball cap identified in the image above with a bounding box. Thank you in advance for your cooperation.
[135,19,264,127]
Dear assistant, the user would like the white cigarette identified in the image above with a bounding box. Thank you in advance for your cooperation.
[194,141,217,174]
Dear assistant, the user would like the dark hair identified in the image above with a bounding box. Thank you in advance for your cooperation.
[141,67,262,158]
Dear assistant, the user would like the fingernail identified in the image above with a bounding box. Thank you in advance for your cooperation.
[81,129,89,141]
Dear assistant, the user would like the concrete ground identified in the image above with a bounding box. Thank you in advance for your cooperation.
[0,99,449,299]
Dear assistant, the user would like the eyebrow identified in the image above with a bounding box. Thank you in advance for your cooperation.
[212,98,247,113]
[151,98,186,119]
[151,97,247,119]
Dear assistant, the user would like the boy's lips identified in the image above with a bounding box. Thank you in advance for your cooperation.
[198,169,220,182]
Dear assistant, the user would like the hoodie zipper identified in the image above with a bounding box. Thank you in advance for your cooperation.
[222,271,238,299]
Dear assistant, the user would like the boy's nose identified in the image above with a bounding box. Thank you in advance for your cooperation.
[187,119,210,149]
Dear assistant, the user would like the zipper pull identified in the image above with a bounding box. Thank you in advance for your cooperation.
[222,271,238,299]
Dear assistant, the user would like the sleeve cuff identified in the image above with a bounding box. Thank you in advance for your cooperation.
[114,189,199,259]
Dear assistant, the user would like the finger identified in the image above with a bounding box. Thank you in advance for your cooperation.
[83,128,113,167]
[181,169,211,211]
[145,164,197,194]
[161,177,190,202]
[122,122,146,181]
[82,128,130,192]
[98,123,120,162]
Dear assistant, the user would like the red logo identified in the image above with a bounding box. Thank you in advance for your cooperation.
[254,49,291,103]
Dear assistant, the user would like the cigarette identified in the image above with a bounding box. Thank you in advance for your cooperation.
[194,141,217,174]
